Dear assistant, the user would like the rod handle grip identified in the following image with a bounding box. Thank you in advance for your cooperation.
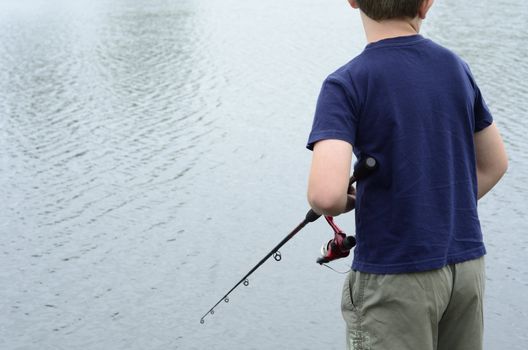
[349,156,378,185]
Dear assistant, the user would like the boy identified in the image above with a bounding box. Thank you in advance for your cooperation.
[306,1,508,349]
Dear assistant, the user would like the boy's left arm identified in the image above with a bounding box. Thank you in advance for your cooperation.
[308,139,354,216]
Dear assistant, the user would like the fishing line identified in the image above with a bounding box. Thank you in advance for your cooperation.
[321,263,352,274]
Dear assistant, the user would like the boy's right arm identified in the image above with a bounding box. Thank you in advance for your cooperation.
[474,123,508,199]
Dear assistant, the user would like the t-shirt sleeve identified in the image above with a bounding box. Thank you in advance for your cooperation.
[306,77,358,150]
[474,84,493,132]
[463,62,493,132]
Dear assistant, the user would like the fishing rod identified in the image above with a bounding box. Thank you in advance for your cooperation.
[200,156,378,324]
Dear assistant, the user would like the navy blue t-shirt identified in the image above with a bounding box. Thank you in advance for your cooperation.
[307,35,493,274]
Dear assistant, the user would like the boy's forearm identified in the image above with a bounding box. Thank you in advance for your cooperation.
[307,139,353,217]
[474,123,508,200]
[476,168,506,200]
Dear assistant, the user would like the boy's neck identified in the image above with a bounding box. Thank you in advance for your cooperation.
[360,12,422,43]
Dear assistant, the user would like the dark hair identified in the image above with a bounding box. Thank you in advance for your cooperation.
[356,0,426,20]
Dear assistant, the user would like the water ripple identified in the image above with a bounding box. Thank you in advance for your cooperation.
[1,1,527,349]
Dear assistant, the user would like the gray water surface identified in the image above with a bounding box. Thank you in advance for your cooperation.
[1,0,527,349]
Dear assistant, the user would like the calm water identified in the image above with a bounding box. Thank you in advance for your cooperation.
[1,0,527,349]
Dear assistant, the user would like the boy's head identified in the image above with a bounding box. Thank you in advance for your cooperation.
[349,0,432,21]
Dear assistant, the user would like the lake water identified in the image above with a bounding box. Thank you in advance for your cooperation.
[1,0,527,349]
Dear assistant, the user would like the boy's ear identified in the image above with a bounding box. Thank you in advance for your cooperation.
[347,0,359,9]
[418,0,434,19]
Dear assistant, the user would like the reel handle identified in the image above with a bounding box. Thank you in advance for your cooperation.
[342,235,356,250]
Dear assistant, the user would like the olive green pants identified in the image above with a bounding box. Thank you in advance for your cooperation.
[341,257,485,350]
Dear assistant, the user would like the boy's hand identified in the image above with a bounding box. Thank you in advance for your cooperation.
[344,185,356,213]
